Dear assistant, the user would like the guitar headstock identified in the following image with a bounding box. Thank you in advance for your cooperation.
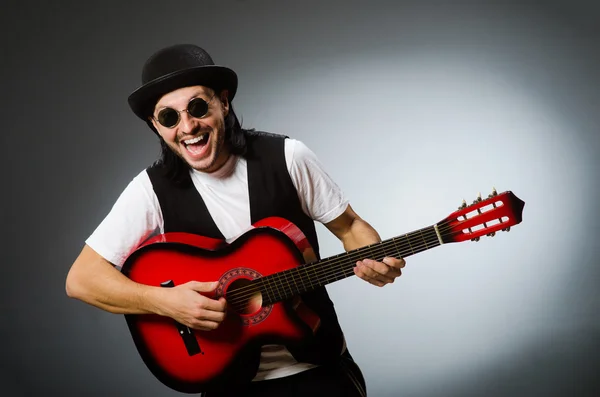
[438,188,525,243]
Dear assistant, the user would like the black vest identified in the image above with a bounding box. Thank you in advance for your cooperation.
[146,131,345,366]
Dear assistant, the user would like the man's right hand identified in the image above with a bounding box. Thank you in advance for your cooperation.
[154,281,227,331]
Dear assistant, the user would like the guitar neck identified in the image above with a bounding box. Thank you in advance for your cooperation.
[259,224,442,305]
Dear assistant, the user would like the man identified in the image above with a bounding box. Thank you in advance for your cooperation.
[66,44,405,396]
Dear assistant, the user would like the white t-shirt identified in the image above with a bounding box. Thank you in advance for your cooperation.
[86,138,349,381]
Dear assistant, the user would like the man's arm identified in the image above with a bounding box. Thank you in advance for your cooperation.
[66,244,226,330]
[324,204,405,287]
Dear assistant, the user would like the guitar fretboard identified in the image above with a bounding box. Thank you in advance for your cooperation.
[259,225,441,305]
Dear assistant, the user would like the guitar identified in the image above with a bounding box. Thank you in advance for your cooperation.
[121,189,525,393]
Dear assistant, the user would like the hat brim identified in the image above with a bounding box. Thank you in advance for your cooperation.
[128,65,238,121]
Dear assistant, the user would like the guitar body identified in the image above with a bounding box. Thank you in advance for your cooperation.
[122,218,320,394]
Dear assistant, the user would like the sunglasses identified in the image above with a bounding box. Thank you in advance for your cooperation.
[154,96,215,128]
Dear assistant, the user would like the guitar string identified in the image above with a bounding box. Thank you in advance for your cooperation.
[224,212,508,307]
[223,222,455,306]
[223,219,461,305]
[224,232,442,307]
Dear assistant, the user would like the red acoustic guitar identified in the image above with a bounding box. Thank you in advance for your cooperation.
[122,189,524,393]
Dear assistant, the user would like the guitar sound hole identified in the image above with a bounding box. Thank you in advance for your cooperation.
[226,278,263,315]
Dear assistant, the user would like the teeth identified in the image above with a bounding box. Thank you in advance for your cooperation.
[184,134,206,145]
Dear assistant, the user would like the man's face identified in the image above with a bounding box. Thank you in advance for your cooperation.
[151,85,230,173]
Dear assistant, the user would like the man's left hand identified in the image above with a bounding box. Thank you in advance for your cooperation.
[354,257,406,287]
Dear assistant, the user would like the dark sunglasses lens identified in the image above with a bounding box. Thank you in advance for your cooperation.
[188,98,209,118]
[157,109,179,127]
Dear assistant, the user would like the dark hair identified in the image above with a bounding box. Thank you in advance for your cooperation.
[148,102,252,186]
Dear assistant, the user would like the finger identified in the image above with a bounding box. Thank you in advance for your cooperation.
[190,319,223,331]
[373,258,403,278]
[363,259,399,275]
[193,306,227,323]
[353,266,386,287]
[382,256,406,269]
[199,296,228,312]
[355,262,394,285]
[188,281,219,293]
[358,260,399,282]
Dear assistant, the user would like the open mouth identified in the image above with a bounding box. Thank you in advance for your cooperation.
[182,133,210,156]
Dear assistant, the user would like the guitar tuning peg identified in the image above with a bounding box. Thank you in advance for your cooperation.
[458,199,467,210]
[487,232,496,237]
[502,226,511,232]
[492,187,497,196]
[477,192,482,201]
[471,237,480,242]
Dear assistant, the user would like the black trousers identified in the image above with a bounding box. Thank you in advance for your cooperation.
[203,350,367,397]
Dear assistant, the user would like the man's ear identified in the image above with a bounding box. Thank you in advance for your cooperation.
[149,116,160,132]
[220,90,230,116]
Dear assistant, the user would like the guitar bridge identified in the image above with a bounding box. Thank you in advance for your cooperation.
[160,280,203,356]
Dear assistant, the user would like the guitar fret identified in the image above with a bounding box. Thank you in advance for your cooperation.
[408,232,427,254]
[280,273,290,300]
[391,237,405,256]
[282,271,290,298]
[304,265,314,291]
[381,240,394,259]
[268,272,278,304]
[294,267,303,294]
[265,277,274,303]
[295,267,304,295]
[366,244,378,261]
[404,234,414,255]
[344,253,355,278]
[301,267,308,292]
[320,260,329,284]
[311,262,319,290]
[342,251,354,275]
[275,273,285,300]
[418,229,429,249]
[260,279,272,305]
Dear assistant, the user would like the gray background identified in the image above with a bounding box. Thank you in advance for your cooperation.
[2,0,599,396]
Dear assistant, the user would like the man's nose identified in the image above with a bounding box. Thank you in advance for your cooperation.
[179,111,196,134]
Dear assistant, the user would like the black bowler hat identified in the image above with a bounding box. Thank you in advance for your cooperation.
[128,44,238,121]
